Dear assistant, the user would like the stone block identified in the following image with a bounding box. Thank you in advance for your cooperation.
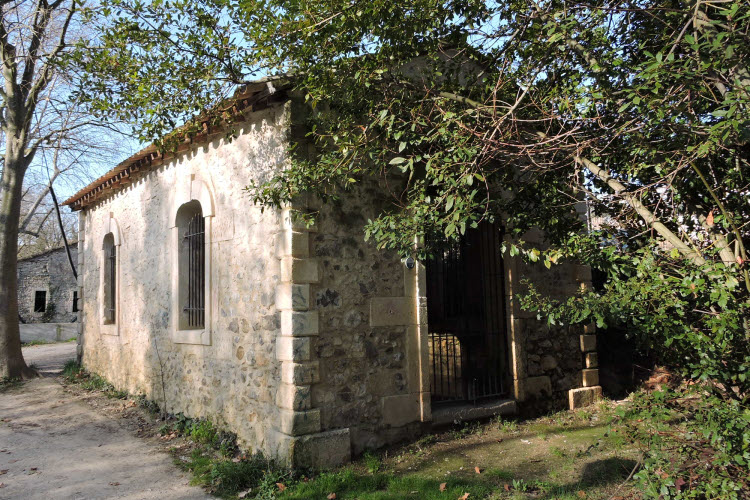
[270,428,350,468]
[276,230,309,258]
[280,311,319,337]
[276,283,310,311]
[381,393,421,427]
[585,352,598,369]
[276,383,312,411]
[278,408,321,436]
[582,369,599,387]
[276,336,311,362]
[584,323,597,334]
[525,375,552,398]
[369,297,416,327]
[580,334,597,352]
[281,208,318,233]
[281,361,320,385]
[568,386,603,409]
[280,257,319,283]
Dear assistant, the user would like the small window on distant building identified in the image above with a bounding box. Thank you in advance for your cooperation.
[72,291,79,313]
[34,290,47,312]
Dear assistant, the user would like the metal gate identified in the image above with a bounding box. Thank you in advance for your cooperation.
[426,222,507,405]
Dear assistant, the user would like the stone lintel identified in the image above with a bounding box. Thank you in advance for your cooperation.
[580,334,597,352]
[278,408,321,436]
[281,361,320,385]
[585,352,598,369]
[369,297,415,327]
[582,368,599,387]
[270,428,350,468]
[569,386,603,409]
[276,383,312,411]
[280,310,319,337]
[276,284,310,311]
[280,257,319,284]
[276,336,311,362]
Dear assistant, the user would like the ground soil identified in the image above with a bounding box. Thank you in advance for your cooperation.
[0,343,210,500]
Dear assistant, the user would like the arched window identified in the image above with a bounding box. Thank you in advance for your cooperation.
[176,201,205,330]
[171,176,213,345]
[103,232,116,324]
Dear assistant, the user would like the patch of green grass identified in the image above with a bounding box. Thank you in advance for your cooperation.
[21,339,52,346]
[0,376,23,392]
[278,469,495,500]
[173,447,295,499]
[61,361,127,398]
[363,451,382,474]
[65,336,77,342]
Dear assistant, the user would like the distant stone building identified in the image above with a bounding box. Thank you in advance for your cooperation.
[62,79,601,468]
[17,244,78,324]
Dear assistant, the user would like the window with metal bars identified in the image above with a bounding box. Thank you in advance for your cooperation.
[177,202,205,329]
[103,233,116,324]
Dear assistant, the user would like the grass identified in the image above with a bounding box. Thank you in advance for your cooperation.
[0,376,23,392]
[270,401,640,500]
[21,339,53,346]
[163,400,640,499]
[62,361,128,398]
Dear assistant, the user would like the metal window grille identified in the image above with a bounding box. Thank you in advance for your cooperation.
[183,212,205,328]
[105,243,116,322]
[34,290,47,312]
[426,222,507,405]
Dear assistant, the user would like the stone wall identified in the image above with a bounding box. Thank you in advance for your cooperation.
[18,246,78,324]
[79,103,290,458]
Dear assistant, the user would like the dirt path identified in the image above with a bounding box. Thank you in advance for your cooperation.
[0,345,210,499]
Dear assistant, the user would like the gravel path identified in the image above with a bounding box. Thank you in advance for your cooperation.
[0,344,210,499]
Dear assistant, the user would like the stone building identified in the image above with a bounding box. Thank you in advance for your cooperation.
[18,244,78,324]
[62,80,601,468]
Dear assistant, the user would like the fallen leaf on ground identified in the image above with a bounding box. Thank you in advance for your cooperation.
[327,493,336,499]
[458,493,470,500]
[577,491,586,498]
[504,484,510,491]
[109,482,120,486]
[276,483,286,491]
[238,489,251,498]
[0,470,7,475]
[0,483,5,488]
[439,482,447,492]
[474,466,481,474]
[30,467,37,471]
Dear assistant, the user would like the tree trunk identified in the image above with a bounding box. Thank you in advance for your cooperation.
[0,148,36,379]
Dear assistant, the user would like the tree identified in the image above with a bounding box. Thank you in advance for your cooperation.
[0,0,133,379]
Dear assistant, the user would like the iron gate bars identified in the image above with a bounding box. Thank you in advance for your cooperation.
[183,211,205,328]
[106,243,116,322]
[426,222,507,405]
